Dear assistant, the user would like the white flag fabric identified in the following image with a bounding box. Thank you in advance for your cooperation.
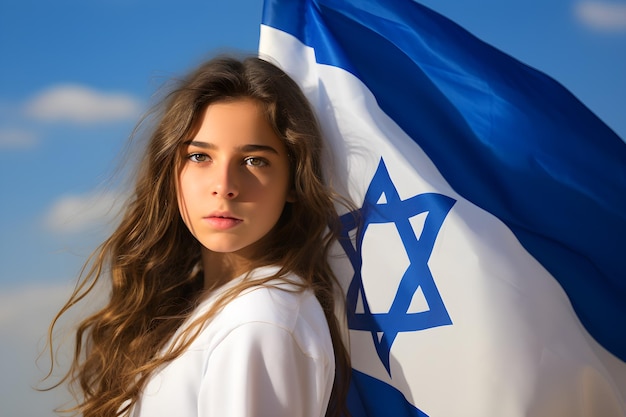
[259,1,626,416]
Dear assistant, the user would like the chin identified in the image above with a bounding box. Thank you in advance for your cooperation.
[200,241,252,255]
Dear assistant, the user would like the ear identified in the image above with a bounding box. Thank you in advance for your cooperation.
[286,187,297,203]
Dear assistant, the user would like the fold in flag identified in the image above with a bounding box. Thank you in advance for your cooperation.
[259,0,626,416]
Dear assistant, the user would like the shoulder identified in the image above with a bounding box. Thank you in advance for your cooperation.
[135,268,335,416]
[223,275,319,331]
[194,268,332,358]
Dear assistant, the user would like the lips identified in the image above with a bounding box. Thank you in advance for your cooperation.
[203,212,243,230]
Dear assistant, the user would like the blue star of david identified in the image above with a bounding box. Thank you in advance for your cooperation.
[339,158,456,375]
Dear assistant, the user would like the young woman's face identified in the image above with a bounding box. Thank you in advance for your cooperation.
[177,99,294,259]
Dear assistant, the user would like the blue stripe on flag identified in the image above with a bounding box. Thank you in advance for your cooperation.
[348,369,429,417]
[262,0,626,363]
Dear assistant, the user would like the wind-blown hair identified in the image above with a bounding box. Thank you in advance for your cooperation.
[45,56,351,417]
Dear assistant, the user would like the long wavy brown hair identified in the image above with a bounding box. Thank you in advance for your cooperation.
[45,56,351,417]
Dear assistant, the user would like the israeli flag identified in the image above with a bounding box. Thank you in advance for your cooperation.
[259,0,626,416]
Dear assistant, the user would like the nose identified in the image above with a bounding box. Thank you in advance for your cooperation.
[211,162,239,199]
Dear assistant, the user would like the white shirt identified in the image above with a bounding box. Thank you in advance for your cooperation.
[131,266,335,417]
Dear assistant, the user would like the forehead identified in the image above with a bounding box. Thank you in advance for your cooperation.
[190,99,285,151]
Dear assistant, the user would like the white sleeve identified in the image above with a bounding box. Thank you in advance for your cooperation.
[198,321,330,417]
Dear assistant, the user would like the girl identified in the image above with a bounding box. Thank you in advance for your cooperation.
[46,56,351,417]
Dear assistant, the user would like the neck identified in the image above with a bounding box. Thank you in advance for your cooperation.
[201,249,254,290]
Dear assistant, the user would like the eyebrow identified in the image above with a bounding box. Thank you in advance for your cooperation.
[184,140,279,155]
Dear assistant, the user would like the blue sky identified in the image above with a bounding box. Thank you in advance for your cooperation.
[0,0,624,415]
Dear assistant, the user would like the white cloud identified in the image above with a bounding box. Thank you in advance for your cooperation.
[575,1,626,31]
[0,127,38,149]
[25,84,142,124]
[0,282,73,417]
[44,190,125,234]
[0,281,107,416]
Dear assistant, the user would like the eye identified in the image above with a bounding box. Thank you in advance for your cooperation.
[244,157,269,167]
[187,153,210,163]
